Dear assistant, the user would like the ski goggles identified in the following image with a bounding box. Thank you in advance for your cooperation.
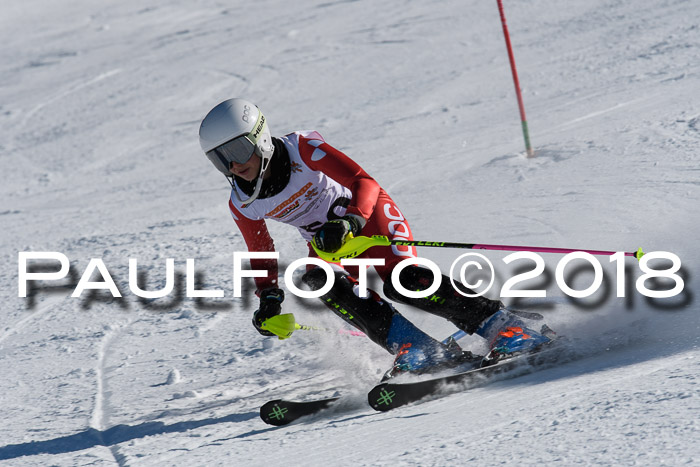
[205,135,256,175]
[205,112,267,175]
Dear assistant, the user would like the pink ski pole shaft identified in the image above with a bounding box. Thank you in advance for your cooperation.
[391,239,645,260]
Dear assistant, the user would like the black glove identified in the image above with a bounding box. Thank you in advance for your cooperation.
[252,288,285,336]
[312,215,364,253]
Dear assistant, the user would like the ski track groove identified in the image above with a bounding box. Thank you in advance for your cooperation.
[19,68,123,129]
[0,296,64,348]
[90,321,133,467]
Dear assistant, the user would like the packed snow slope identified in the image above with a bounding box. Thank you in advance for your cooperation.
[1,0,698,465]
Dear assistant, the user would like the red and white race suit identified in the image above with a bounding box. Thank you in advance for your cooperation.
[229,131,417,293]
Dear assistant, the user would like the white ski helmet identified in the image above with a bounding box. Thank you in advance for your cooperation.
[199,98,275,206]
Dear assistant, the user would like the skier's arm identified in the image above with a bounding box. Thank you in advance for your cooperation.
[300,138,381,222]
[228,199,279,294]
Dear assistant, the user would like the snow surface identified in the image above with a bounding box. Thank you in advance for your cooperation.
[1,0,698,465]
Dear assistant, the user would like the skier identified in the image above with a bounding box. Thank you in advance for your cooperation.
[198,98,552,375]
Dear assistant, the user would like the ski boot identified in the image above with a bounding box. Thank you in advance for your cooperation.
[476,308,555,367]
[382,314,480,381]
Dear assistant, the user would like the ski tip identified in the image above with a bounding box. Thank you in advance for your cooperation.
[260,397,341,426]
[260,400,292,426]
[368,383,396,412]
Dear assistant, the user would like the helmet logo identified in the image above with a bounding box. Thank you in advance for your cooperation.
[241,104,252,123]
[251,114,265,142]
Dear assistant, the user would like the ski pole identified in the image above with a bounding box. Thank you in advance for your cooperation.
[261,313,366,340]
[261,313,465,344]
[312,235,645,263]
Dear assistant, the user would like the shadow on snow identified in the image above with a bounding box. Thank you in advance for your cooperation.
[0,411,259,461]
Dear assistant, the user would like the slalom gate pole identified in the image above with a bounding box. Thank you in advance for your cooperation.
[497,0,535,157]
[312,235,645,263]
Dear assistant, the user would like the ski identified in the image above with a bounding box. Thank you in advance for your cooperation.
[368,341,569,412]
[259,342,565,426]
[259,328,469,426]
[260,397,340,426]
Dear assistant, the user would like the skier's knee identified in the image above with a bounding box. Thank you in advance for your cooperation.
[301,267,329,291]
[383,264,432,303]
[302,266,347,292]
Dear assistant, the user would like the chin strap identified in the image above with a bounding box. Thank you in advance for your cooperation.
[227,153,272,208]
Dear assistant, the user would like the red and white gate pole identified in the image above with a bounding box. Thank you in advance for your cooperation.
[497,0,535,157]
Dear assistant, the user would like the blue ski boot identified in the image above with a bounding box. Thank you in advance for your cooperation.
[476,308,555,367]
[383,313,479,380]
